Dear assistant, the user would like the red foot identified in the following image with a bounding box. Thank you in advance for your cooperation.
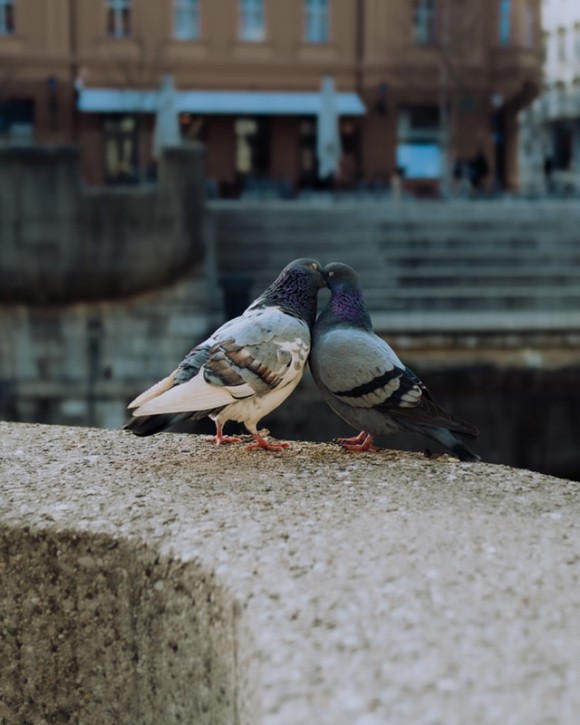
[245,433,290,452]
[210,423,242,446]
[336,431,369,445]
[211,434,243,445]
[339,433,379,453]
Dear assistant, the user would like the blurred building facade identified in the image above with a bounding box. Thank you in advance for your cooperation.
[0,0,541,192]
[519,0,580,194]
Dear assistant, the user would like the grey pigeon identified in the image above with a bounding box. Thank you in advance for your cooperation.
[310,263,480,461]
[126,258,326,451]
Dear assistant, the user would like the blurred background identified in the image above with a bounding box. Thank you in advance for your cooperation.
[1,0,579,480]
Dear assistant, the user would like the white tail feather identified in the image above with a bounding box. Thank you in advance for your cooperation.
[128,372,176,409]
[132,372,253,416]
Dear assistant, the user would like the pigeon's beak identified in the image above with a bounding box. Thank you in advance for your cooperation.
[321,267,332,288]
[312,262,327,289]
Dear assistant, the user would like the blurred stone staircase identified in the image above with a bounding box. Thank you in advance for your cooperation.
[210,201,580,331]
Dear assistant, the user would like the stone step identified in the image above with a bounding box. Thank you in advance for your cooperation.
[384,265,580,285]
[365,284,580,298]
[212,204,580,316]
[217,232,580,253]
[221,249,580,267]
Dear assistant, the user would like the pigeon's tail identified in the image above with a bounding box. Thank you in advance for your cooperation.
[124,412,191,437]
[425,427,481,462]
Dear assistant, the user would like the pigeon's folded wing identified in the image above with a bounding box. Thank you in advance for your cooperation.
[387,374,479,438]
[313,327,416,408]
[132,309,309,417]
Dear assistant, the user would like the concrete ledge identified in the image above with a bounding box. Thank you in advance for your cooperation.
[1,423,580,724]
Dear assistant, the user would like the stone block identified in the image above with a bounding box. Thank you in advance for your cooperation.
[1,422,580,723]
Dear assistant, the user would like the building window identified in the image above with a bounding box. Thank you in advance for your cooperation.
[396,106,442,179]
[235,117,270,176]
[557,28,566,63]
[305,0,329,44]
[413,0,436,46]
[240,0,265,42]
[174,0,199,40]
[104,115,139,184]
[107,0,131,38]
[0,0,14,35]
[498,0,511,46]
[0,99,34,144]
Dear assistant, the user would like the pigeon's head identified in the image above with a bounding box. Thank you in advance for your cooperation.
[320,262,372,329]
[323,263,361,293]
[282,258,327,288]
[260,258,326,325]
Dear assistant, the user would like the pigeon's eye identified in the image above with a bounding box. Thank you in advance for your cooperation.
[310,263,318,271]
[328,271,335,278]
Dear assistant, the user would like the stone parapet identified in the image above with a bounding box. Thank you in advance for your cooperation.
[1,422,579,724]
[0,144,205,304]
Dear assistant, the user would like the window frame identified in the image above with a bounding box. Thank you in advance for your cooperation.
[174,0,200,40]
[305,0,330,44]
[412,0,437,46]
[0,0,15,35]
[239,0,265,43]
[557,27,566,64]
[103,114,140,185]
[106,0,131,39]
[498,0,511,47]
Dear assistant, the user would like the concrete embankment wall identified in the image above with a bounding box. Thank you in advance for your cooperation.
[0,145,205,304]
[1,422,580,724]
[0,143,218,430]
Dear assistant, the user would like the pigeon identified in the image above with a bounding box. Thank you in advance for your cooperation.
[310,262,480,461]
[126,258,326,451]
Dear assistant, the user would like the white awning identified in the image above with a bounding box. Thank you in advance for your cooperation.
[78,88,366,116]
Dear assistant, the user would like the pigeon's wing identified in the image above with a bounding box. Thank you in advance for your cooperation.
[131,307,310,417]
[388,368,479,438]
[313,327,478,437]
[313,327,413,408]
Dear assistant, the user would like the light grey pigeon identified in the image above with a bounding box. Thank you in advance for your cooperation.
[310,262,480,461]
[126,258,326,451]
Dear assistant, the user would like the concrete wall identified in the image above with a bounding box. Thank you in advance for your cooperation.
[0,142,217,430]
[0,144,205,304]
[1,422,580,724]
[0,274,218,430]
[0,529,249,724]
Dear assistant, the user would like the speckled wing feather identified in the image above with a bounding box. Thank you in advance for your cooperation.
[130,306,309,417]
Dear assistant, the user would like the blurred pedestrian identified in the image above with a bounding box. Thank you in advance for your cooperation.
[452,156,469,196]
[469,148,490,195]
[543,155,554,195]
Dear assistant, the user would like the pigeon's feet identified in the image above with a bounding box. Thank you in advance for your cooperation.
[210,423,243,446]
[339,433,379,453]
[246,433,290,452]
[211,434,243,445]
[336,431,369,446]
